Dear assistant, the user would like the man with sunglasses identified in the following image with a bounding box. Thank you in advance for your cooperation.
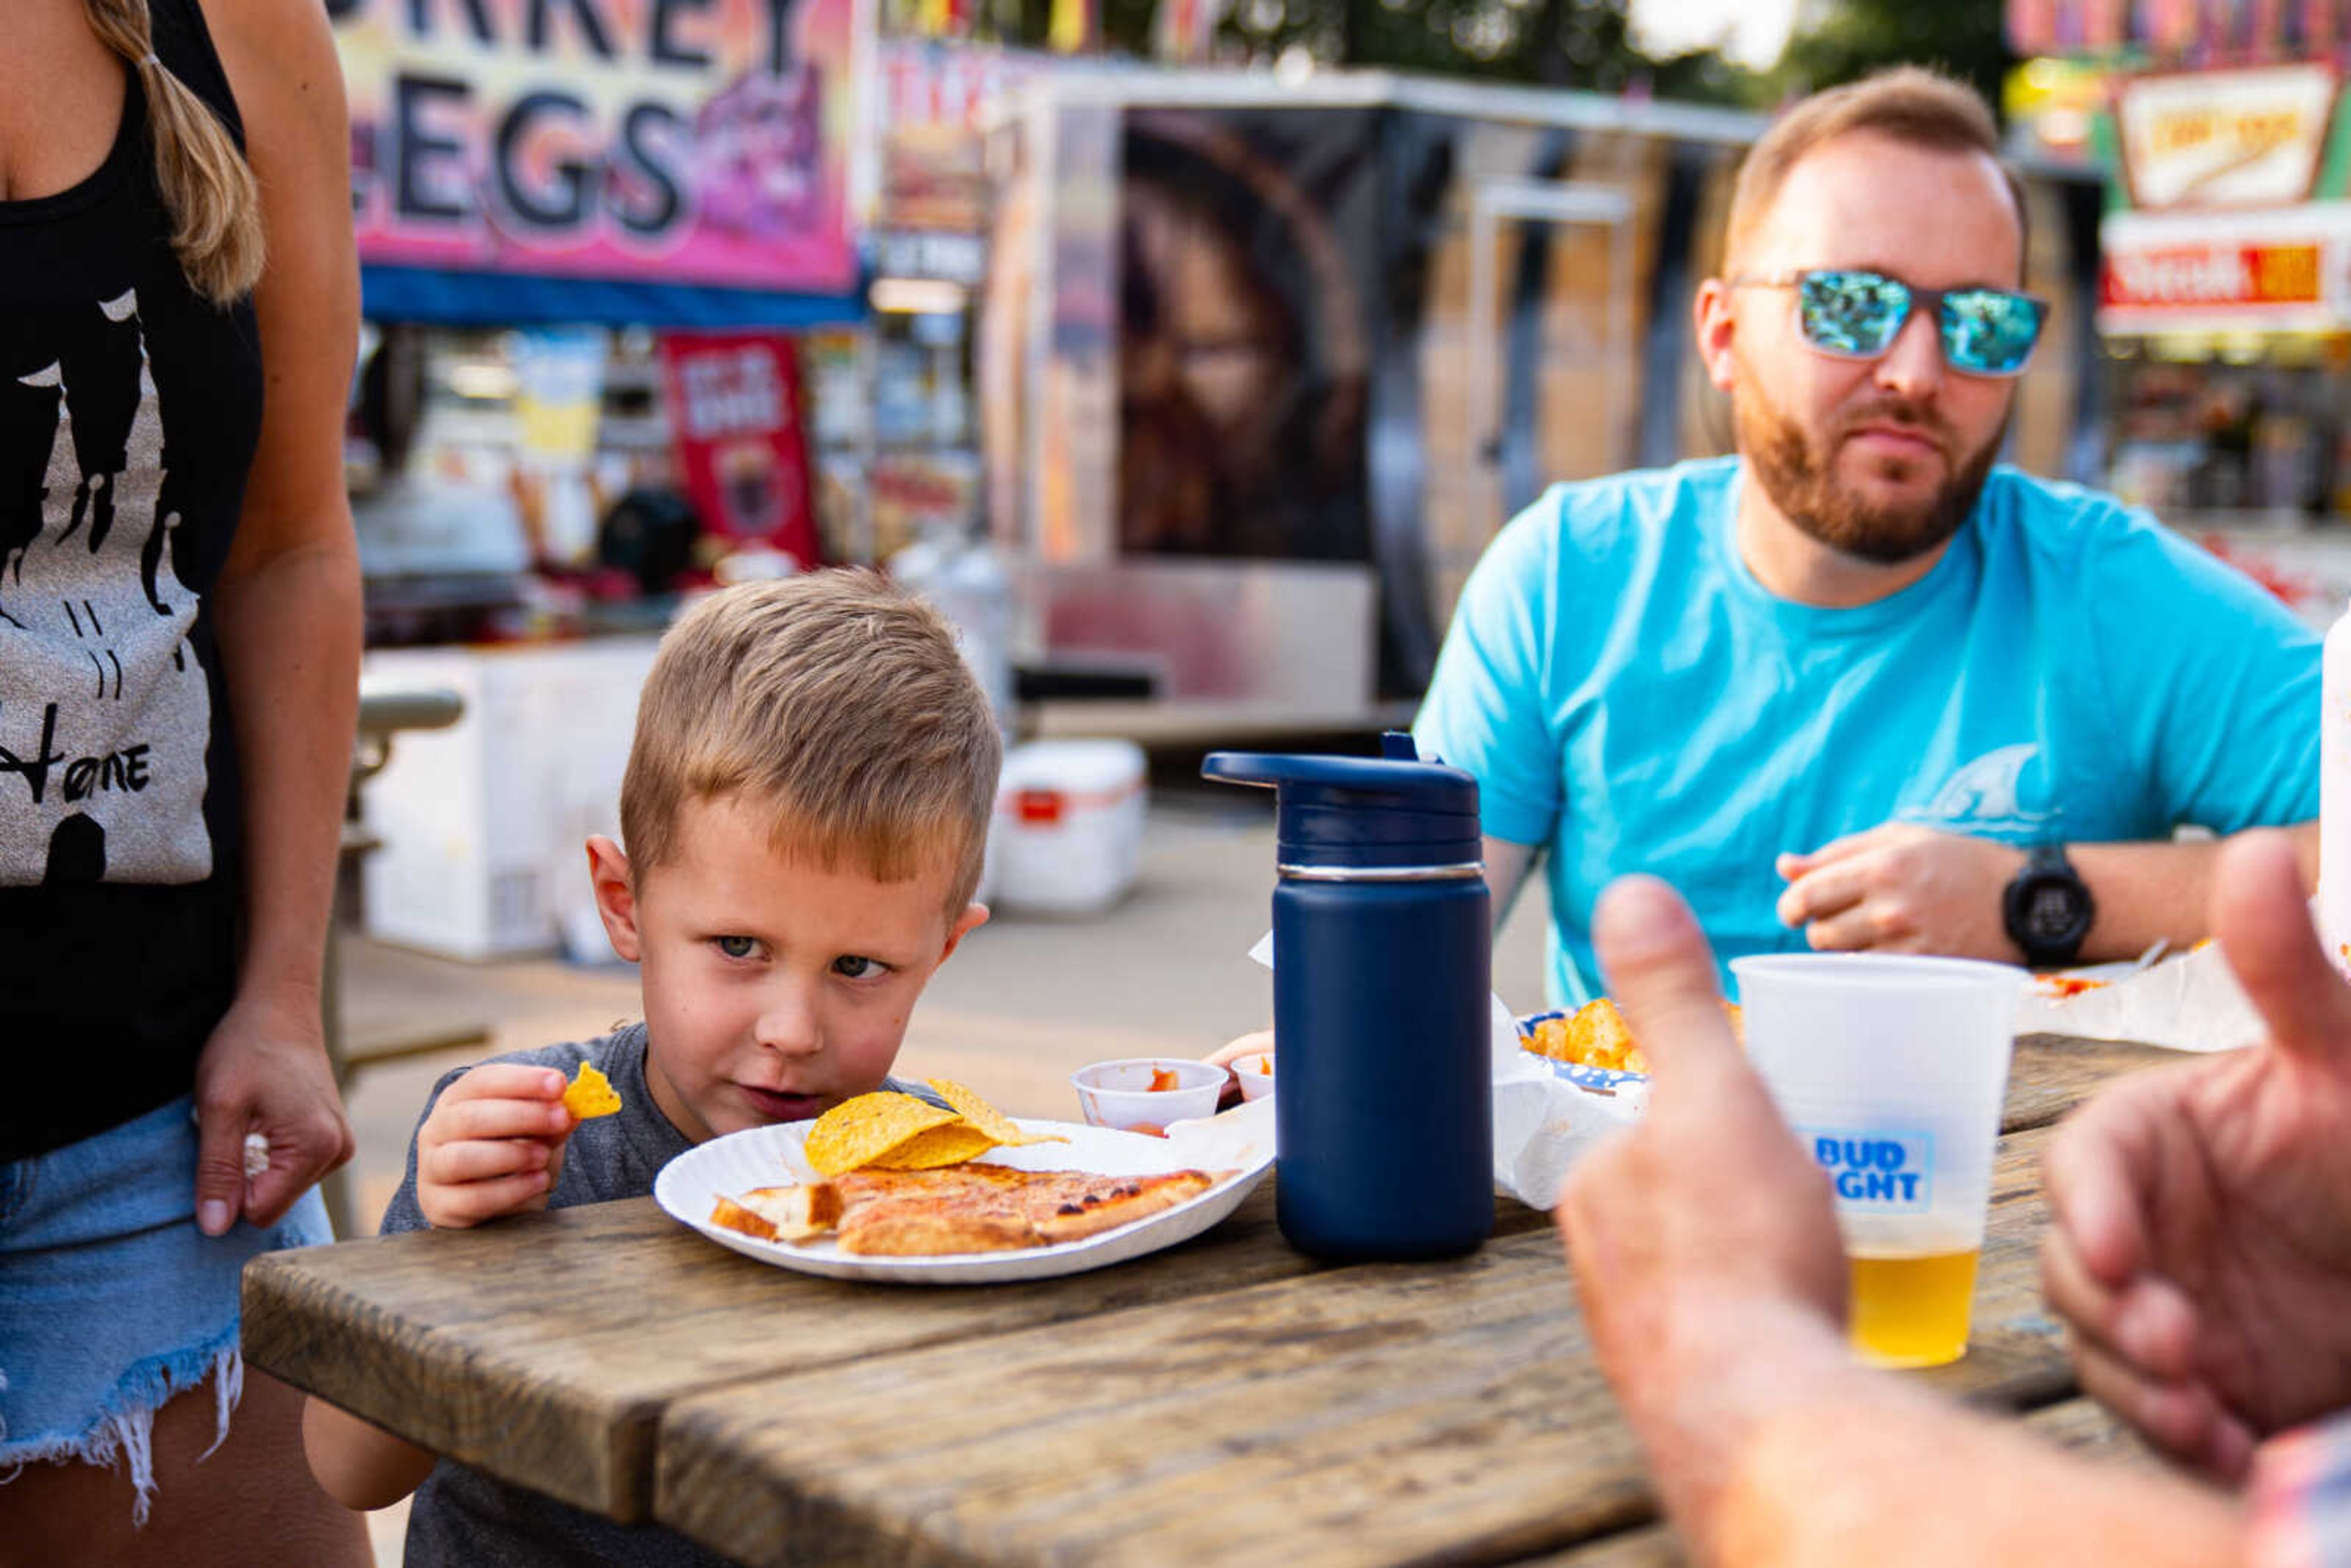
[1415,66,2319,1000]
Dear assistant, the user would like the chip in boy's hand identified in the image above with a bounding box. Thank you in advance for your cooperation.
[562,1062,624,1120]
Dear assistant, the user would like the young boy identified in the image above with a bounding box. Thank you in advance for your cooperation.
[301,571,1000,1566]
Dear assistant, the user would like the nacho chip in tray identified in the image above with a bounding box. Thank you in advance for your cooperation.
[926,1078,1068,1149]
[870,1122,1002,1170]
[805,1092,959,1176]
[1523,997,1744,1075]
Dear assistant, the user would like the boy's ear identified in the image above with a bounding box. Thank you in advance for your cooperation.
[585,835,643,963]
[938,901,989,964]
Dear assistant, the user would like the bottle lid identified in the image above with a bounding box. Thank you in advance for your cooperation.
[1202,733,1481,871]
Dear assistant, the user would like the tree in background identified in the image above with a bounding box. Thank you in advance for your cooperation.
[995,0,2009,121]
[1766,0,2011,112]
[1210,0,1754,98]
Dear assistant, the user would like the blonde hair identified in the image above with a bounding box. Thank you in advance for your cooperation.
[620,572,1003,916]
[84,0,265,306]
[1724,66,2026,275]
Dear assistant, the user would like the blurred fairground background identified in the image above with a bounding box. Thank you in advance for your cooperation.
[334,0,2351,1202]
[324,2,2351,1553]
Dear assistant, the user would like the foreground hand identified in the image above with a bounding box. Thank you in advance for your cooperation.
[2041,831,2351,1481]
[192,986,354,1236]
[1558,877,1850,1545]
[416,1065,578,1228]
[1776,823,2025,958]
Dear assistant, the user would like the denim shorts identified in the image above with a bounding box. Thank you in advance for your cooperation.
[0,1094,333,1523]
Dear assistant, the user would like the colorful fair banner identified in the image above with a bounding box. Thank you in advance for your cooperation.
[332,0,860,296]
[2098,204,2351,336]
[658,331,822,563]
[2113,64,2339,212]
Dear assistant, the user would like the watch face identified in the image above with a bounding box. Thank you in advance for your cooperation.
[2020,876,2088,945]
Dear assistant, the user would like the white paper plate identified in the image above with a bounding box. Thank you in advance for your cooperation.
[653,1114,1273,1284]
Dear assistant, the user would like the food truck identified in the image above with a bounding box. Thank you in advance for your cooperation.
[980,69,2110,737]
[2091,60,2351,626]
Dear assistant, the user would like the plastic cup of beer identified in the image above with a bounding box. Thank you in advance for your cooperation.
[1729,953,2023,1369]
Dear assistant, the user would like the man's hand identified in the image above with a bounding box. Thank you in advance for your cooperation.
[1777,824,2025,959]
[2042,830,2351,1481]
[416,1065,579,1229]
[1557,876,1851,1553]
[192,986,354,1236]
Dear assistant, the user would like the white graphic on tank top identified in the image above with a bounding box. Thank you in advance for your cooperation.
[0,288,212,887]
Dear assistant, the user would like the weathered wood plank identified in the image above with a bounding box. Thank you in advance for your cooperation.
[244,1176,1547,1521]
[244,1179,1334,1520]
[2003,1035,2180,1133]
[654,1130,2072,1568]
[1524,1396,2154,1566]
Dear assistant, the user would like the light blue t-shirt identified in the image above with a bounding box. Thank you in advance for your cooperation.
[1416,456,2321,1007]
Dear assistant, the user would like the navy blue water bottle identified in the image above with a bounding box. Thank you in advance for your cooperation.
[1204,734,1492,1261]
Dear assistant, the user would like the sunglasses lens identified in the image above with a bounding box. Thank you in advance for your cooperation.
[1796,271,1909,357]
[1941,290,2045,375]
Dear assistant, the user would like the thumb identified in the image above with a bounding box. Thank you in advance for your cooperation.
[2213,831,2351,1068]
[1592,875,1742,1093]
[192,1106,248,1237]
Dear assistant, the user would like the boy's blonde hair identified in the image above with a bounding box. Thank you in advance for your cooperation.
[621,572,1002,915]
[1723,66,2027,274]
[84,0,266,306]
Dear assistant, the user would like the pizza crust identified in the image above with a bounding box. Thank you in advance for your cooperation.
[708,1183,845,1242]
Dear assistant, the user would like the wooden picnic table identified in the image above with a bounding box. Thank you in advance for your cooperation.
[244,1033,2175,1567]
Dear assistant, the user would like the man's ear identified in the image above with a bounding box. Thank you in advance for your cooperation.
[1694,276,1739,394]
[938,901,989,965]
[586,836,643,963]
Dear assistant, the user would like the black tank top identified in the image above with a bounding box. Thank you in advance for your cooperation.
[0,0,263,1160]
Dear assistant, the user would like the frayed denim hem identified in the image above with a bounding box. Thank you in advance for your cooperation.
[0,1324,244,1526]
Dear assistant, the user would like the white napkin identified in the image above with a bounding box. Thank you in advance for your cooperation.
[1247,932,1636,1212]
[2012,936,2262,1053]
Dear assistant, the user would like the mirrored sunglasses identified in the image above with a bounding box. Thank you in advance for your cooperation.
[1733,269,2048,378]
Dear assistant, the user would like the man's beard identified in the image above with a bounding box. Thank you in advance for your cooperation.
[1736,380,2005,566]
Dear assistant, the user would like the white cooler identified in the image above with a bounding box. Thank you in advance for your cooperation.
[358,638,660,959]
[990,740,1147,916]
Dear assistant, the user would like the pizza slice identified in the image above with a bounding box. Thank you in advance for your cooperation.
[1022,1169,1219,1245]
[835,1199,1041,1255]
[713,1164,1234,1256]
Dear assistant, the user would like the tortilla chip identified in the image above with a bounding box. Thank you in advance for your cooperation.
[1522,997,1742,1075]
[562,1062,623,1120]
[804,1092,959,1176]
[869,1122,1002,1170]
[926,1078,1068,1148]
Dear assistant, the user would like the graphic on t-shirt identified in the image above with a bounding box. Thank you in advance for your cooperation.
[1901,743,2057,838]
[0,288,212,887]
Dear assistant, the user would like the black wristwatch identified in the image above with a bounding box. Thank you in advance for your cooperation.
[2003,842,2095,967]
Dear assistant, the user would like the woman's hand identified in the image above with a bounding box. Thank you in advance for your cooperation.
[191,985,353,1235]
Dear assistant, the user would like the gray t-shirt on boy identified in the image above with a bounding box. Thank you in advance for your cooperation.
[379,1022,941,1568]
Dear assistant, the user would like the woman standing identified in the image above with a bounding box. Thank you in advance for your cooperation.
[0,0,369,1561]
